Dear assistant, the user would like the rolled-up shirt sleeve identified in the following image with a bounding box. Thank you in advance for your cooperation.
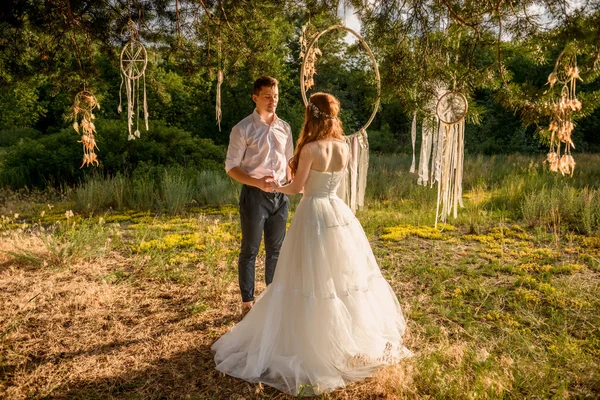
[225,124,246,173]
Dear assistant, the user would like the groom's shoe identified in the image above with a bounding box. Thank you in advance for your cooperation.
[241,301,253,318]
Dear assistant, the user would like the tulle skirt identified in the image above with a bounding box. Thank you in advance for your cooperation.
[212,195,411,395]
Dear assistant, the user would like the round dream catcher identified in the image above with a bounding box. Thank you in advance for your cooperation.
[433,91,468,227]
[118,19,149,140]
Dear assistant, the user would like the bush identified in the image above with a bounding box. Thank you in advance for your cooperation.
[0,131,83,188]
[368,124,401,153]
[0,127,42,147]
[0,119,225,189]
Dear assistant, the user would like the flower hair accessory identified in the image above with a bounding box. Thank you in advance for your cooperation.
[308,101,336,119]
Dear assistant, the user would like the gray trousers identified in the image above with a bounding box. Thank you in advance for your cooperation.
[238,184,289,302]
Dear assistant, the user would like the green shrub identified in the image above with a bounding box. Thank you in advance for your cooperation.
[368,124,401,153]
[0,127,42,147]
[0,119,225,189]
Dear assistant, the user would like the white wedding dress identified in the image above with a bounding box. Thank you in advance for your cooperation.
[212,169,411,396]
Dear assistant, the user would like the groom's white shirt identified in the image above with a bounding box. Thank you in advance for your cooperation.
[225,110,293,185]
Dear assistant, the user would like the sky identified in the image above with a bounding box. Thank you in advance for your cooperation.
[337,0,590,43]
[338,3,361,44]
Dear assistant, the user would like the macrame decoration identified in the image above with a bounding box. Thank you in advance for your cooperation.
[215,34,224,132]
[118,19,149,140]
[299,19,321,91]
[71,90,100,167]
[409,111,417,173]
[300,25,380,213]
[417,84,448,186]
[545,48,582,176]
[216,69,223,131]
[433,91,468,228]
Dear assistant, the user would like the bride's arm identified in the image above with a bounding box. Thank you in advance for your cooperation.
[276,146,312,195]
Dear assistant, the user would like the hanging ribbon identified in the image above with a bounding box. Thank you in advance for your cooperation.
[216,33,223,132]
[410,111,417,173]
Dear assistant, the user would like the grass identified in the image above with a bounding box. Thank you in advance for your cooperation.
[0,153,599,399]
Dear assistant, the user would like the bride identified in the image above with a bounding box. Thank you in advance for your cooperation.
[212,92,411,396]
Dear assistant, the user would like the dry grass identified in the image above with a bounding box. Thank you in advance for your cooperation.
[1,200,599,399]
[0,216,422,400]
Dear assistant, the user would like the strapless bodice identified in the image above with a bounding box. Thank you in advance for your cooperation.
[302,169,344,198]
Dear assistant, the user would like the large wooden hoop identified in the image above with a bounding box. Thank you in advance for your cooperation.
[300,25,381,135]
[435,91,468,125]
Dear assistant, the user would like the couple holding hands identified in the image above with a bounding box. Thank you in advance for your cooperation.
[213,76,411,396]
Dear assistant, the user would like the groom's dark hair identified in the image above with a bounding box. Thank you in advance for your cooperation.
[253,76,278,95]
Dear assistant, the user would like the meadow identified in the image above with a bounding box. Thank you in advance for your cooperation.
[1,153,599,399]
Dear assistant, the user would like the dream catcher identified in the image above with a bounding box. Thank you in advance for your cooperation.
[62,1,100,168]
[71,90,100,167]
[545,48,582,176]
[299,18,321,91]
[433,91,468,227]
[118,19,149,140]
[300,24,380,213]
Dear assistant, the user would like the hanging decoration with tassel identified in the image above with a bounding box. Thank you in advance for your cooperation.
[409,111,417,173]
[62,0,101,168]
[71,90,100,167]
[118,19,149,140]
[216,33,223,131]
[300,24,380,213]
[299,16,321,91]
[433,91,468,228]
[417,84,447,186]
[545,47,581,176]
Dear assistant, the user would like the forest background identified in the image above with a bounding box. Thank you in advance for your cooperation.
[1,0,600,191]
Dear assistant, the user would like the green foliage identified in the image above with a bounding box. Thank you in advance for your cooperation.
[368,124,401,153]
[1,0,600,194]
[0,119,224,189]
[0,78,48,129]
[0,127,42,147]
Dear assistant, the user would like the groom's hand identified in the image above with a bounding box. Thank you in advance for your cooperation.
[256,176,275,192]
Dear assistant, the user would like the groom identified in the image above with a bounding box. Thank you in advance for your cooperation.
[225,76,294,315]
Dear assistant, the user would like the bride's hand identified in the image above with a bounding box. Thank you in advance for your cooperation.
[270,180,281,192]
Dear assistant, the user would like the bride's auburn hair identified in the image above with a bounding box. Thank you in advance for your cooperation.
[289,92,344,177]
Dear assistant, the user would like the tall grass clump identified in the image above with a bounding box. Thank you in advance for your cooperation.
[6,217,117,267]
[110,173,128,210]
[73,173,114,213]
[191,170,239,206]
[520,185,600,233]
[581,188,599,235]
[128,175,156,211]
[367,154,414,202]
[159,168,192,214]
